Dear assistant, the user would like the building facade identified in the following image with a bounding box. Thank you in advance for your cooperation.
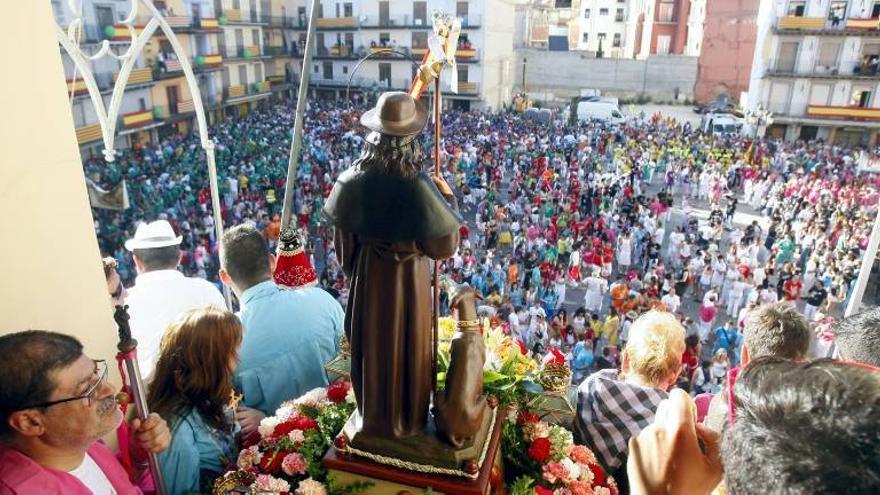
[53,0,512,158]
[286,0,515,111]
[748,0,880,145]
[693,0,758,104]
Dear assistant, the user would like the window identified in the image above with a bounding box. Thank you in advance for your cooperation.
[776,41,799,72]
[828,1,847,22]
[457,2,469,18]
[582,32,589,43]
[238,65,248,85]
[379,62,391,86]
[323,61,333,79]
[233,0,240,9]
[600,8,609,16]
[413,1,427,24]
[584,8,590,19]
[412,31,428,48]
[787,1,806,16]
[344,3,353,17]
[816,41,841,71]
[458,65,468,83]
[379,32,390,46]
[852,87,872,107]
[343,65,348,74]
[252,29,259,48]
[873,1,880,18]
[615,8,624,22]
[138,98,146,111]
[613,33,621,47]
[658,0,674,22]
[656,35,671,54]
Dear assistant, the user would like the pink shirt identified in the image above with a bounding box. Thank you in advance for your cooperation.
[0,442,141,495]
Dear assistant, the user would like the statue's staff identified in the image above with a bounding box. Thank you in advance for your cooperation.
[113,305,166,495]
[409,13,461,392]
[280,0,320,231]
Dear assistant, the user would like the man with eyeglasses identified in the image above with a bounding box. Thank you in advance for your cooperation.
[0,330,170,494]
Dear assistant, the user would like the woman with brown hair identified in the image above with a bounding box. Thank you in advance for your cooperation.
[147,307,244,495]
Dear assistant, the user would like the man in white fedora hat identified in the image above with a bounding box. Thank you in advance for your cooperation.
[124,220,226,378]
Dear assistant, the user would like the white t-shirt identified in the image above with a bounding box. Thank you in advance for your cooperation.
[69,453,117,495]
[126,269,226,379]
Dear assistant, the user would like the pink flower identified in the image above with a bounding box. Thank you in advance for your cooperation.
[553,489,573,495]
[543,461,570,484]
[569,445,598,466]
[281,452,308,476]
[296,478,328,495]
[236,445,263,470]
[287,429,306,445]
[253,474,291,493]
[569,480,596,495]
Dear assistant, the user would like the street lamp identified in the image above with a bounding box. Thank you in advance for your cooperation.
[745,105,773,140]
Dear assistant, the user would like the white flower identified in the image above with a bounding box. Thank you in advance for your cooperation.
[257,416,281,439]
[295,478,328,495]
[523,421,551,442]
[561,458,581,481]
[594,487,611,495]
[274,404,296,421]
[294,387,329,408]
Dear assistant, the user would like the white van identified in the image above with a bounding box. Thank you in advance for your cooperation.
[576,100,626,125]
[701,113,743,136]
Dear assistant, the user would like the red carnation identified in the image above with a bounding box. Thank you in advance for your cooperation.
[534,487,553,495]
[259,449,287,474]
[517,411,540,425]
[589,462,606,487]
[528,437,551,464]
[327,381,351,404]
[292,416,319,431]
[516,339,528,355]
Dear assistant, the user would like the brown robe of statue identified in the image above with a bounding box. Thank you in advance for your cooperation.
[335,233,458,438]
[325,164,462,442]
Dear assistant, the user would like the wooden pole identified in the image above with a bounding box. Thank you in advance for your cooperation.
[432,77,442,394]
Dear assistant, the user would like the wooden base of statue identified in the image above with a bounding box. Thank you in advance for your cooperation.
[323,406,505,495]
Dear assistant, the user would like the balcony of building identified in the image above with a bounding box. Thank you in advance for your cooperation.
[222,45,267,61]
[775,15,880,36]
[220,8,267,25]
[152,99,196,121]
[359,14,433,29]
[75,123,102,144]
[316,17,359,29]
[120,108,157,129]
[807,104,880,121]
[264,45,293,57]
[224,81,272,103]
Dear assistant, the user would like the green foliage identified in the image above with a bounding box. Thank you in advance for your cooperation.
[508,476,537,495]
[326,476,374,495]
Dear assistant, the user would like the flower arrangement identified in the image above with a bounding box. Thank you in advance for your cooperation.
[213,380,372,495]
[437,317,542,407]
[503,410,618,495]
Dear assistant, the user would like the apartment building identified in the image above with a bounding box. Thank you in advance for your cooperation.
[286,0,516,110]
[748,0,880,145]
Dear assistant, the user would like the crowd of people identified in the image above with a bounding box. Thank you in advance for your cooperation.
[1,94,879,494]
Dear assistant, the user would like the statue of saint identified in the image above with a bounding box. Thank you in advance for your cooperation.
[323,92,461,448]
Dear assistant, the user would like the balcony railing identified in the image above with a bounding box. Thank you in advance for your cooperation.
[109,24,148,41]
[114,67,154,85]
[221,9,264,24]
[164,15,192,28]
[847,18,880,30]
[121,109,155,128]
[197,17,220,29]
[264,45,292,56]
[250,81,271,93]
[777,16,826,30]
[360,15,432,28]
[316,17,358,28]
[75,123,102,144]
[227,85,246,98]
[457,81,478,94]
[66,78,88,95]
[807,104,880,120]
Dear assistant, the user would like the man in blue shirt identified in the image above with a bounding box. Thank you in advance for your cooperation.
[220,225,343,416]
